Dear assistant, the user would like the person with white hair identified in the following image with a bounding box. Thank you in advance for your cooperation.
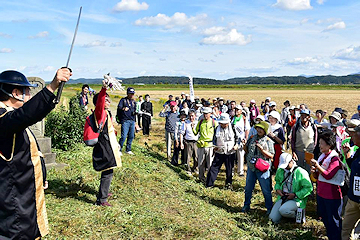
[206,113,237,189]
[269,153,313,223]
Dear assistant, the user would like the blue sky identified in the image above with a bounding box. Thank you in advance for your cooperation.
[1,0,360,80]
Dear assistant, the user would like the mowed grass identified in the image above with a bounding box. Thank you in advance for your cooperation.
[42,85,342,239]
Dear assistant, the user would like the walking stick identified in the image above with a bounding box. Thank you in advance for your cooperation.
[54,6,82,104]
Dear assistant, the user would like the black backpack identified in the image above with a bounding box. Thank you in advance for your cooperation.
[340,160,351,196]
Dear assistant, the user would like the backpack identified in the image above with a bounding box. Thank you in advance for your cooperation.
[83,112,106,146]
[199,117,216,129]
[340,160,351,196]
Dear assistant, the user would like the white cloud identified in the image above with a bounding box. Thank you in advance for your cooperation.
[134,12,208,30]
[273,0,312,11]
[288,57,319,65]
[235,66,279,74]
[110,42,122,47]
[0,48,14,53]
[201,29,252,46]
[317,0,326,4]
[300,18,310,25]
[202,27,227,36]
[0,32,12,38]
[28,31,49,39]
[323,21,346,32]
[82,40,106,48]
[316,18,341,25]
[43,66,55,72]
[113,0,149,12]
[198,58,216,63]
[333,46,360,61]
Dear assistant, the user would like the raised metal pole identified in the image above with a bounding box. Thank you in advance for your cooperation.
[54,6,82,104]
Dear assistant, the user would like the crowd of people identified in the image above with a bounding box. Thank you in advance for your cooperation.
[157,93,360,240]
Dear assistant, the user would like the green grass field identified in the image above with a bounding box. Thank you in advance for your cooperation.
[42,85,332,239]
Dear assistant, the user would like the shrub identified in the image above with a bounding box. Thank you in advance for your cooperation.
[45,94,88,150]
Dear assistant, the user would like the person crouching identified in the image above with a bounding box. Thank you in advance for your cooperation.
[269,153,313,223]
[206,113,237,190]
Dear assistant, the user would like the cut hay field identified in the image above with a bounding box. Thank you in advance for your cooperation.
[128,88,360,118]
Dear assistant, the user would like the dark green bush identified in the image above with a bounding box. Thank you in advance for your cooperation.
[45,94,88,150]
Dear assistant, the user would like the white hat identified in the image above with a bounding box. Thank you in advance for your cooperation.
[269,111,281,121]
[235,105,243,110]
[346,119,360,132]
[329,111,341,121]
[218,113,231,124]
[269,101,277,107]
[266,97,271,101]
[289,106,296,110]
[250,99,256,104]
[181,92,185,95]
[196,103,203,107]
[202,107,212,114]
[185,94,190,97]
[278,153,293,169]
[255,115,265,121]
[213,98,217,101]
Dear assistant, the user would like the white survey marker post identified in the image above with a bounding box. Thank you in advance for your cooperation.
[189,76,195,102]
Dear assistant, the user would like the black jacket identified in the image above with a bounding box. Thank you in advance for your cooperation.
[0,87,55,239]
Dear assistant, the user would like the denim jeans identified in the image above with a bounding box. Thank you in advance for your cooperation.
[119,120,135,152]
[244,169,273,211]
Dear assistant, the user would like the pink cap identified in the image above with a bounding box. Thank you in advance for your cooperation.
[170,101,177,107]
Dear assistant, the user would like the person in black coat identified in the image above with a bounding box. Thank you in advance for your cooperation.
[0,68,71,240]
[141,94,153,135]
[91,81,122,207]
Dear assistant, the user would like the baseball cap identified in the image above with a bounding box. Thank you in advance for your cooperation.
[181,92,185,95]
[289,106,296,110]
[278,153,293,169]
[300,109,310,115]
[265,97,271,101]
[269,101,277,107]
[250,99,256,104]
[170,101,177,107]
[334,107,343,114]
[127,87,135,94]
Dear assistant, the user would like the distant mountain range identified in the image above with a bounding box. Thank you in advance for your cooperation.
[69,74,360,85]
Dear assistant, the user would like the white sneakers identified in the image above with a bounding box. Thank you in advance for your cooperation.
[126,151,135,155]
